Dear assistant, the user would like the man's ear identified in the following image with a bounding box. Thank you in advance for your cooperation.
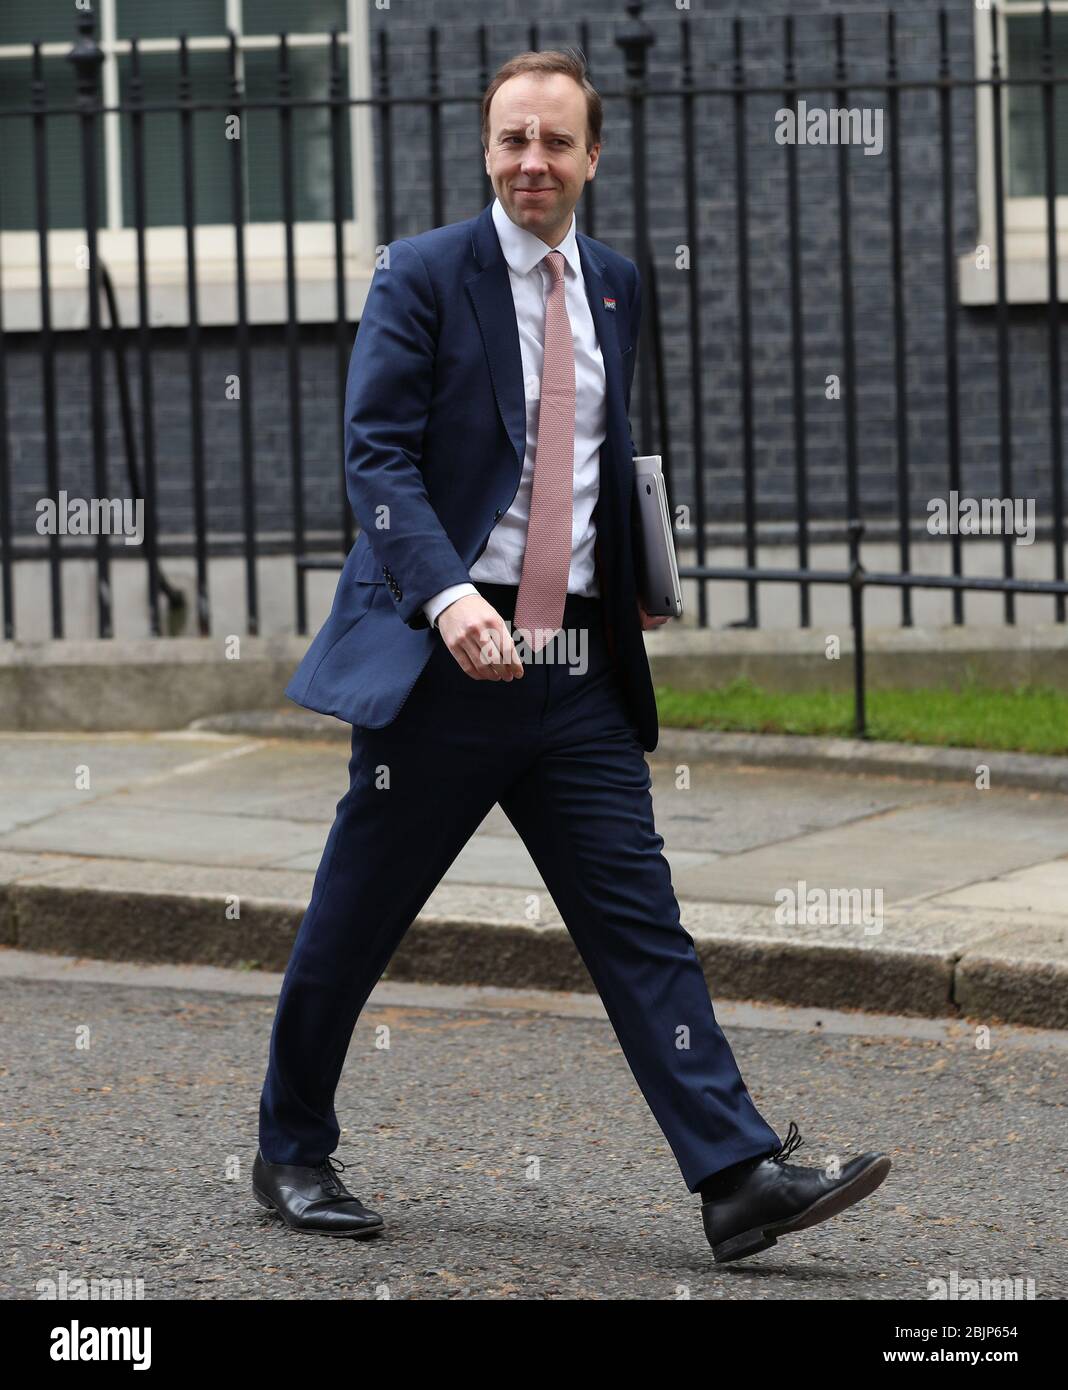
[586,142,601,181]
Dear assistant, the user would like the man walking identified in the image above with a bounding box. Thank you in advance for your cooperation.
[254,49,890,1263]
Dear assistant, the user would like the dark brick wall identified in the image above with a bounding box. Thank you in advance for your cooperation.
[4,0,1066,549]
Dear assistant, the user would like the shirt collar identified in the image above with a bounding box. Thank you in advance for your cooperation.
[492,196,582,281]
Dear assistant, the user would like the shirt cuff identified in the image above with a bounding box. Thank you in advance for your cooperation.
[423,583,479,629]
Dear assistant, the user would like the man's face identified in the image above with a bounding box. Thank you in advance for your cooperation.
[484,73,600,247]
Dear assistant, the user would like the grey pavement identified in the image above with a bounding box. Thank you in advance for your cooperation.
[1,728,1067,1027]
[1,950,1065,1300]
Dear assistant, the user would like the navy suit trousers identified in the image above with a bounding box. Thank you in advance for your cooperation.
[259,585,781,1191]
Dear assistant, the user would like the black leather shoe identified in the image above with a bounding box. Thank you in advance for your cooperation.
[701,1122,891,1263]
[252,1151,384,1238]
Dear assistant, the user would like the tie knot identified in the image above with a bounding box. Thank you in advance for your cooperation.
[543,250,566,285]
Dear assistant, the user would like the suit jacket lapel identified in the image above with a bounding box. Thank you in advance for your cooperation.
[465,203,527,471]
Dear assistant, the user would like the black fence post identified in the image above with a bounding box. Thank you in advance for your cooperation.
[1042,1,1066,623]
[427,27,444,229]
[886,11,913,628]
[680,17,708,627]
[68,10,110,638]
[783,15,811,631]
[988,4,1016,625]
[849,519,868,739]
[937,8,964,626]
[228,31,258,637]
[177,34,210,636]
[127,38,166,638]
[278,33,307,638]
[377,29,396,245]
[476,26,492,212]
[328,28,353,557]
[732,16,758,628]
[577,23,597,240]
[615,0,655,458]
[33,41,63,638]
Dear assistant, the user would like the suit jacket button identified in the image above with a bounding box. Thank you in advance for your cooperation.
[494,508,502,520]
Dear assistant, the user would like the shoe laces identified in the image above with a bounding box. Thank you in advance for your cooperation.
[769,1120,805,1164]
[315,1155,349,1198]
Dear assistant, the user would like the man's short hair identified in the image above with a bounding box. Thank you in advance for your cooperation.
[481,48,603,152]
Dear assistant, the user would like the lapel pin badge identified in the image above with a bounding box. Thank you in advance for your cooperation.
[602,296,616,311]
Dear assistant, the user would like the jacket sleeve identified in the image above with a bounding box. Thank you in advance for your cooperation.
[345,238,473,629]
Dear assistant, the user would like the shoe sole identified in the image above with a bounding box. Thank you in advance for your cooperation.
[252,1185,385,1239]
[712,1154,892,1264]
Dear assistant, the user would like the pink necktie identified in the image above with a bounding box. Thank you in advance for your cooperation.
[513,250,576,653]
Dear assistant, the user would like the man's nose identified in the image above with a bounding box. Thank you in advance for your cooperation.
[520,144,550,172]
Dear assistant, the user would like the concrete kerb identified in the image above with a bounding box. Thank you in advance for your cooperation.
[2,868,1065,1031]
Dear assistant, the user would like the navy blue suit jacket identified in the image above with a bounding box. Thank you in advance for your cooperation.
[284,198,659,752]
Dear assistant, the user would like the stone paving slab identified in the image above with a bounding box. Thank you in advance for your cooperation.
[930,858,1068,915]
[193,709,1068,793]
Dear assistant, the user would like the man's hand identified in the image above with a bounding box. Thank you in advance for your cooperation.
[638,597,672,630]
[437,594,524,680]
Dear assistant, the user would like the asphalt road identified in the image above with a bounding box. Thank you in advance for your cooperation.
[2,952,1065,1301]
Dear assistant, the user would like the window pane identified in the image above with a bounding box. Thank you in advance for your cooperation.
[118,51,233,226]
[0,57,105,231]
[0,0,83,45]
[1006,14,1068,197]
[116,1,227,41]
[242,0,346,37]
[243,46,353,222]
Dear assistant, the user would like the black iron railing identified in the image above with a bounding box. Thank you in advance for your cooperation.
[0,2,1067,740]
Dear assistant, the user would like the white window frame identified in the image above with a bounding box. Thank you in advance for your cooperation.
[962,0,1068,303]
[0,0,377,329]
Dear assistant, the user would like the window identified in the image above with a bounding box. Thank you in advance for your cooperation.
[963,0,1068,303]
[0,0,376,328]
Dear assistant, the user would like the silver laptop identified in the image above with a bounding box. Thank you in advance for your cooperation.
[633,455,684,619]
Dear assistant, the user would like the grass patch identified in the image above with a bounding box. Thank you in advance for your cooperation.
[655,678,1068,756]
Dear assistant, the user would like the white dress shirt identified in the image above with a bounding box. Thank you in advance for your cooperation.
[422,196,607,629]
